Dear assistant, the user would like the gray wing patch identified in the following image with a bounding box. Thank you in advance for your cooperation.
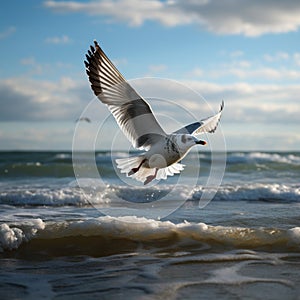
[173,101,224,135]
[174,122,202,134]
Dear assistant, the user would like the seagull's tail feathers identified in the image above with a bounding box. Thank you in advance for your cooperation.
[156,163,184,180]
[115,155,145,175]
[116,155,154,184]
[116,155,184,184]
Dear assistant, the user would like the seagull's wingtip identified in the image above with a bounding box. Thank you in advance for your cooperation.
[220,100,224,111]
[93,40,99,48]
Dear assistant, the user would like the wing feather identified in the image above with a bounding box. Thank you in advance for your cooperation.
[174,101,224,135]
[85,41,166,149]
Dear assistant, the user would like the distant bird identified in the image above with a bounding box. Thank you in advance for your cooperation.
[76,117,91,123]
[85,41,224,185]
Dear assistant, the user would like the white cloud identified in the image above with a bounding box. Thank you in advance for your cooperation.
[0,123,74,150]
[179,80,300,120]
[294,53,300,66]
[187,49,300,81]
[148,64,168,73]
[19,57,44,75]
[234,61,251,68]
[187,61,300,81]
[20,57,36,65]
[44,0,300,36]
[125,78,300,150]
[227,67,300,81]
[187,68,204,78]
[45,35,71,44]
[19,56,76,78]
[264,52,290,62]
[1,75,299,150]
[223,127,300,151]
[0,26,16,39]
[131,78,300,125]
[3,72,300,151]
[230,51,244,58]
[112,58,128,68]
[45,0,171,26]
[0,76,92,121]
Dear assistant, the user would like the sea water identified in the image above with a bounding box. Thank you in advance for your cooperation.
[0,151,300,299]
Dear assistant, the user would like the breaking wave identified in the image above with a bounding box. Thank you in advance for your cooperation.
[1,216,300,253]
[1,182,299,207]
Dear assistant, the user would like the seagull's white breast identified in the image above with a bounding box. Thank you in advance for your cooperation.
[145,135,182,168]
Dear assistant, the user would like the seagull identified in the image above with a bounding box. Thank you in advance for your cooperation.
[84,41,224,185]
[76,117,91,123]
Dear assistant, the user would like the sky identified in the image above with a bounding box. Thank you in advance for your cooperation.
[0,0,300,151]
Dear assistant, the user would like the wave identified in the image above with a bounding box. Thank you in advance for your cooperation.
[227,152,300,165]
[2,151,300,163]
[1,151,300,180]
[0,182,110,206]
[1,216,300,253]
[1,181,299,207]
[0,218,45,252]
[193,183,300,202]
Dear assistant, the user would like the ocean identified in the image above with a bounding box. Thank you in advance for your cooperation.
[1,150,300,299]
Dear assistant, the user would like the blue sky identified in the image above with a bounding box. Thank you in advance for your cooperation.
[1,0,300,151]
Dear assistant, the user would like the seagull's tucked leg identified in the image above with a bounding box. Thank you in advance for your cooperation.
[128,158,147,176]
[144,168,158,185]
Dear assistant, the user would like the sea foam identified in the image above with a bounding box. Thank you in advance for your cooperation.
[0,219,45,251]
[1,216,300,252]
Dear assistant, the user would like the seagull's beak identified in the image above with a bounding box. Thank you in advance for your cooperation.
[196,140,207,145]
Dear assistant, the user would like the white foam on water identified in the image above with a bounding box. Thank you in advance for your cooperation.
[0,219,45,251]
[1,181,299,209]
[227,152,300,165]
[287,227,300,244]
[35,216,300,250]
[1,216,300,252]
[192,183,300,202]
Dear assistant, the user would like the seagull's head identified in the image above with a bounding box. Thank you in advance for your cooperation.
[177,134,206,152]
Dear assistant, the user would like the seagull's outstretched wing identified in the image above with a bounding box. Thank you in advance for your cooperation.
[85,40,166,149]
[174,101,224,135]
[76,117,91,123]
